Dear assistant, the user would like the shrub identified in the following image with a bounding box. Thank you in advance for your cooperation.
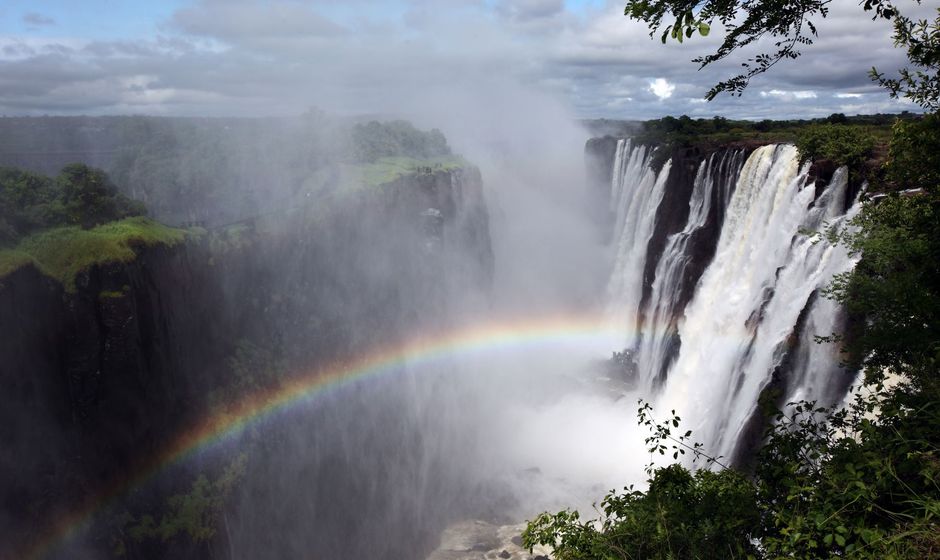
[795,124,875,169]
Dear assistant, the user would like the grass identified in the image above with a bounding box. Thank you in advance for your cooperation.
[0,216,188,291]
[0,249,37,279]
[339,155,468,190]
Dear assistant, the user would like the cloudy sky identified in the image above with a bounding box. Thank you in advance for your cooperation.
[0,0,926,119]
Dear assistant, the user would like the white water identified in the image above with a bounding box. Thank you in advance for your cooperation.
[606,143,859,463]
[635,149,745,393]
[607,139,671,348]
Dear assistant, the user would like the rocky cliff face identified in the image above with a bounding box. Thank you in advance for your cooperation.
[0,244,232,552]
[0,165,493,558]
[584,138,753,312]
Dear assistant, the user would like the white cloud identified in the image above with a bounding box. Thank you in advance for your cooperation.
[649,78,675,100]
[760,89,818,100]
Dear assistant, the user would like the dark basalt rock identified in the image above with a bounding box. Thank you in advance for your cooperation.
[0,165,495,559]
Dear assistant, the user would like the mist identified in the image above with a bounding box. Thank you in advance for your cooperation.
[0,3,873,558]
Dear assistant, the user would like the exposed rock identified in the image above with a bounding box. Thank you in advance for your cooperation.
[427,520,552,560]
[0,164,495,559]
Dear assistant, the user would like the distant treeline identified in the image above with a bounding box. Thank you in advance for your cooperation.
[583,112,922,157]
[0,115,453,227]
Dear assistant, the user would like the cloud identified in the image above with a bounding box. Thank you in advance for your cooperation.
[0,0,928,118]
[23,12,55,27]
[649,78,675,100]
[760,89,818,100]
[171,0,348,41]
[496,0,565,22]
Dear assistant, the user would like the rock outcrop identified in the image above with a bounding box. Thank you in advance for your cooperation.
[427,520,552,560]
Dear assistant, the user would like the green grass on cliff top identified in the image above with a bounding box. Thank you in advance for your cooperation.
[343,155,467,189]
[0,216,187,290]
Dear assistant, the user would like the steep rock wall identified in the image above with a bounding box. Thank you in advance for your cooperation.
[0,165,493,558]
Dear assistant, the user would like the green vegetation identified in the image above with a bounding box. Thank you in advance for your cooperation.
[635,113,897,151]
[527,2,939,555]
[526,403,761,560]
[882,113,940,191]
[350,120,451,162]
[0,163,188,288]
[0,117,468,228]
[345,155,467,189]
[526,464,758,560]
[0,163,144,246]
[795,123,877,173]
[208,339,285,414]
[0,216,186,290]
[0,249,36,279]
[118,454,247,555]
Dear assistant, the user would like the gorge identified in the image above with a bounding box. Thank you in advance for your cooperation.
[1,116,862,559]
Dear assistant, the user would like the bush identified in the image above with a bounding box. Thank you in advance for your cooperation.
[0,164,145,246]
[350,120,450,162]
[882,114,940,192]
[795,124,875,169]
[524,464,760,560]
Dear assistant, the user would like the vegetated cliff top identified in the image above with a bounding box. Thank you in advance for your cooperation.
[0,216,188,291]
[623,113,913,150]
[0,115,472,227]
[590,112,924,187]
[339,155,469,190]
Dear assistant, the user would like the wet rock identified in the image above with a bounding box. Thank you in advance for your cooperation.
[426,520,552,560]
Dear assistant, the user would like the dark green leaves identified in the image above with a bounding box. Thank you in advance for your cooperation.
[624,0,939,108]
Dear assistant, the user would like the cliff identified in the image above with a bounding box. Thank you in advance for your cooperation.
[585,137,754,318]
[0,164,493,558]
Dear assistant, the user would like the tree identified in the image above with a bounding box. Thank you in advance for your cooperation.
[624,0,940,107]
[57,163,145,229]
[525,4,940,558]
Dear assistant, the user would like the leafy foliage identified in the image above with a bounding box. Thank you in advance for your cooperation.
[825,196,940,387]
[122,454,247,552]
[526,390,940,559]
[349,120,451,163]
[882,113,940,191]
[624,0,939,107]
[0,164,144,246]
[524,404,758,560]
[870,8,940,111]
[524,465,759,560]
[631,113,899,170]
[795,124,876,169]
[756,396,940,559]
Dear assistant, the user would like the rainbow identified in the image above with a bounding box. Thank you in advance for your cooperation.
[24,313,624,559]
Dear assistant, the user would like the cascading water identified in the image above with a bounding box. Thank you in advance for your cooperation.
[607,139,672,348]
[605,142,859,463]
[635,149,745,392]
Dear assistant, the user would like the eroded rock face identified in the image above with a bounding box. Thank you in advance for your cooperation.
[427,520,552,560]
[0,165,496,558]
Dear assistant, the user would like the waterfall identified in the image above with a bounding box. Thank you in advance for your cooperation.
[606,139,671,348]
[635,149,745,392]
[605,142,859,463]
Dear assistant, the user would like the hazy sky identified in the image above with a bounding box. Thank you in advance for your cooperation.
[0,0,926,119]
